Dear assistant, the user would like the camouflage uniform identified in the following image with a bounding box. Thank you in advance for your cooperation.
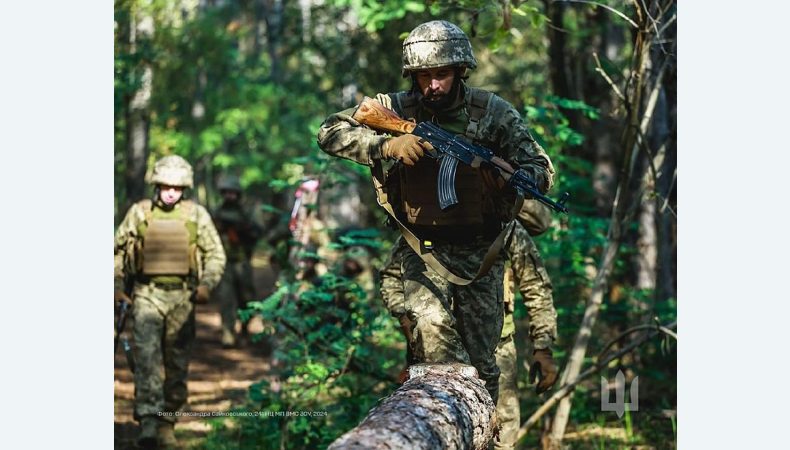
[212,176,262,346]
[318,21,554,404]
[495,209,557,450]
[379,201,557,450]
[114,156,226,444]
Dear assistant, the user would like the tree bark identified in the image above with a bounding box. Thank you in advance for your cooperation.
[124,6,154,211]
[328,364,496,450]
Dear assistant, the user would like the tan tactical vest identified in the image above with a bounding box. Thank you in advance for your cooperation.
[393,88,493,227]
[135,200,199,276]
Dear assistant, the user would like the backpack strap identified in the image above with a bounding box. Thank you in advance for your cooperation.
[464,88,493,141]
[180,199,197,223]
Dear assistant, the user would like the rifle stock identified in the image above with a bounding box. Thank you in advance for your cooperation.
[353,97,416,135]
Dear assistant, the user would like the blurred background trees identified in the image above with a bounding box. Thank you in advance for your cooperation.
[114,0,676,448]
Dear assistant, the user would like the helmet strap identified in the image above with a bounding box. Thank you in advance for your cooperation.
[151,186,160,210]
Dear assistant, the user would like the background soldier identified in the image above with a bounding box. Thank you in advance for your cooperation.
[114,155,226,448]
[496,202,559,450]
[213,176,263,347]
[380,200,559,450]
[317,20,555,403]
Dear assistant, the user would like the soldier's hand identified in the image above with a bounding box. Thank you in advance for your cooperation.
[382,135,434,166]
[530,348,559,394]
[114,289,132,305]
[195,285,211,304]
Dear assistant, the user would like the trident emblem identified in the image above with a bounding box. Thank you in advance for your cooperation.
[601,370,639,418]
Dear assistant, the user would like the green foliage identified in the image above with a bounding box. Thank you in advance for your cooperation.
[209,228,402,449]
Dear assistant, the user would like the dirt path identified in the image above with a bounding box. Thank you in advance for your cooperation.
[114,257,277,449]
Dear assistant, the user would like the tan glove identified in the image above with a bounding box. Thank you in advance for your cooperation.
[530,348,559,394]
[195,285,211,304]
[382,135,434,166]
[114,289,132,305]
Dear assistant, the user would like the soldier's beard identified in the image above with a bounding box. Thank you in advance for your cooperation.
[415,76,463,113]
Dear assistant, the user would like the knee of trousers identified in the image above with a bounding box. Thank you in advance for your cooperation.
[412,309,455,334]
[411,311,469,363]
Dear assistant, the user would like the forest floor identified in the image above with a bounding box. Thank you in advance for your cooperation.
[114,255,278,449]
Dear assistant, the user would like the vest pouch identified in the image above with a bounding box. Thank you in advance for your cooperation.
[400,158,485,226]
[141,218,191,275]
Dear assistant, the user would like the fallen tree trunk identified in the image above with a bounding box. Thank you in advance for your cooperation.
[329,364,496,450]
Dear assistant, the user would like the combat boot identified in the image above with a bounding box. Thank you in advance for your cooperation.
[137,416,159,449]
[158,421,178,448]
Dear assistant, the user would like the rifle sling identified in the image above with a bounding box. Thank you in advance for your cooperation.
[372,161,523,286]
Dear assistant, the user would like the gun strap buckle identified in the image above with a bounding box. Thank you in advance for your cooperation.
[420,240,434,254]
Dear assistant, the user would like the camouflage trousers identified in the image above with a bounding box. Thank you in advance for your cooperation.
[494,316,519,450]
[214,259,256,336]
[505,223,557,350]
[132,283,195,423]
[400,237,505,403]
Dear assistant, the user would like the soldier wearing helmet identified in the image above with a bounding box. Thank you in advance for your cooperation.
[212,175,263,347]
[317,20,556,405]
[379,200,559,450]
[114,155,226,448]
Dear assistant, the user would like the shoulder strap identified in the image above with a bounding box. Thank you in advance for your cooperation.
[180,200,197,223]
[395,92,419,121]
[138,199,198,224]
[464,88,493,141]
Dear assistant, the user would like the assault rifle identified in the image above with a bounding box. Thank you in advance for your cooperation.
[115,299,136,373]
[352,97,569,213]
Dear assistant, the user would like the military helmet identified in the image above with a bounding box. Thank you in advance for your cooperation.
[149,155,194,188]
[217,175,242,192]
[401,20,477,77]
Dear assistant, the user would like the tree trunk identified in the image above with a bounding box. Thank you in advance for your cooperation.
[124,8,154,211]
[656,20,677,304]
[590,8,626,213]
[544,0,571,102]
[328,364,496,450]
[261,0,284,84]
[637,33,677,312]
[656,128,676,302]
[298,0,312,43]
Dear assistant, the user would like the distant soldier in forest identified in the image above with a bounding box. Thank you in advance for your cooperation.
[380,200,559,450]
[287,178,330,283]
[212,175,263,347]
[114,155,226,448]
[317,20,555,403]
